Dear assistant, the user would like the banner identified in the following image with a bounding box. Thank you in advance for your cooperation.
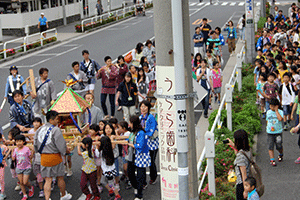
[156,66,179,200]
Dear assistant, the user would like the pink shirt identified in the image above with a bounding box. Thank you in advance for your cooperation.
[13,146,32,170]
[211,69,223,88]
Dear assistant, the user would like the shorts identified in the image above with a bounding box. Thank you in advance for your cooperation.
[267,133,283,150]
[214,87,221,94]
[283,105,292,116]
[16,168,31,175]
[41,162,65,178]
[86,84,95,91]
[40,25,47,33]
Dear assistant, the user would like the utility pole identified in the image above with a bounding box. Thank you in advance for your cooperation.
[245,0,255,63]
[62,0,67,25]
[260,0,266,18]
[154,0,198,199]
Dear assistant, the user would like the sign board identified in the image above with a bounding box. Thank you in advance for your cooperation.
[156,66,179,200]
[245,0,254,24]
[193,78,208,107]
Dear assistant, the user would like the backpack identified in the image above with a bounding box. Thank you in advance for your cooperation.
[240,151,265,197]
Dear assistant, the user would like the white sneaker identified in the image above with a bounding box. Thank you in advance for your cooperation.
[15,183,21,191]
[60,192,72,200]
[134,198,143,200]
[66,169,73,177]
[134,189,137,195]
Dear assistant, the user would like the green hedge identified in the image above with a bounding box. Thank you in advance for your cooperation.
[200,63,261,199]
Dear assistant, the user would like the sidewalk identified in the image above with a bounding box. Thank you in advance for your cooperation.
[195,40,245,161]
[256,115,300,199]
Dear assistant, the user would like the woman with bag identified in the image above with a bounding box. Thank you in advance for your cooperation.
[224,20,237,55]
[226,129,251,200]
[132,43,144,68]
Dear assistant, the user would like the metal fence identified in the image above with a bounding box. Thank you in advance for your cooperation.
[197,45,246,196]
[81,5,135,32]
[3,28,57,59]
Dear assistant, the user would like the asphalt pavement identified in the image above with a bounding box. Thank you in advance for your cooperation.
[0,0,293,199]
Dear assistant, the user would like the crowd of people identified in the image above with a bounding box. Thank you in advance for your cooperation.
[222,3,300,200]
[0,38,158,200]
[192,16,246,117]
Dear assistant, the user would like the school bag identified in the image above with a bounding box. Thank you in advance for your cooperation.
[240,151,265,197]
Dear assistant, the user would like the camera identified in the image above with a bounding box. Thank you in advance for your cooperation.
[223,139,229,144]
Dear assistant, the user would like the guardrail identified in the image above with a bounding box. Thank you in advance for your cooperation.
[197,45,246,196]
[3,28,57,58]
[81,5,135,32]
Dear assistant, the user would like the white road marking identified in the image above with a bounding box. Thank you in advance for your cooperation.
[34,53,58,56]
[275,2,280,5]
[197,2,204,6]
[238,2,244,6]
[131,20,142,25]
[230,2,236,6]
[256,2,261,6]
[62,44,79,47]
[190,2,196,6]
[213,2,219,5]
[190,4,208,16]
[221,2,228,6]
[205,2,210,6]
[107,25,129,30]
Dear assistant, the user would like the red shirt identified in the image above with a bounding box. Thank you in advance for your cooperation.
[97,65,118,94]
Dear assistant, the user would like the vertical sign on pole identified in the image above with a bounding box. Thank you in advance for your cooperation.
[157,66,179,200]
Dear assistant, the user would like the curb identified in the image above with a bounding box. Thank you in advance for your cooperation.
[0,40,61,64]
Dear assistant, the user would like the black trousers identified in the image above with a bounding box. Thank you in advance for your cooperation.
[128,161,146,199]
[149,149,158,181]
[236,183,246,200]
[100,93,115,116]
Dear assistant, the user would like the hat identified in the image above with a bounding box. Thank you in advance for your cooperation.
[9,65,18,71]
[41,12,44,15]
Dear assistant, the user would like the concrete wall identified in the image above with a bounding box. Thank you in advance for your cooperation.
[0,2,81,36]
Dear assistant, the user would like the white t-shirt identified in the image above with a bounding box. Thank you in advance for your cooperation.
[196,67,211,90]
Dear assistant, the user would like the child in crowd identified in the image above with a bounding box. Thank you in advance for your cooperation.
[78,137,101,200]
[278,61,289,83]
[98,120,106,137]
[279,73,295,130]
[0,133,8,200]
[211,61,222,105]
[117,121,131,188]
[88,124,102,189]
[291,65,300,93]
[12,135,34,200]
[29,118,44,198]
[103,123,120,190]
[96,136,123,200]
[257,73,267,119]
[254,59,263,104]
[137,68,149,103]
[266,98,283,167]
[129,65,138,84]
[256,49,266,62]
[263,73,279,111]
[244,177,260,200]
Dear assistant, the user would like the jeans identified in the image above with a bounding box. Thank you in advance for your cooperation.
[101,93,115,116]
[201,89,211,115]
[239,27,245,40]
[128,161,146,199]
[149,149,158,182]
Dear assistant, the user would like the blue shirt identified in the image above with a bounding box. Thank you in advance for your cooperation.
[39,17,47,26]
[5,75,27,97]
[266,109,283,134]
[248,189,260,200]
[193,32,204,47]
[253,66,260,83]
